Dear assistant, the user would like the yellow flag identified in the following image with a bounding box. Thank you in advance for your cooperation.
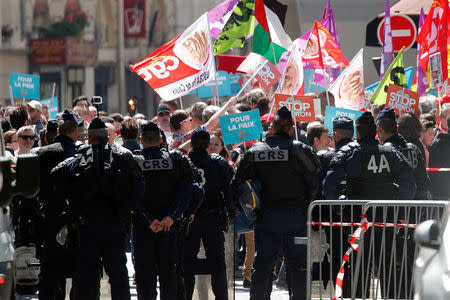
[371,48,406,105]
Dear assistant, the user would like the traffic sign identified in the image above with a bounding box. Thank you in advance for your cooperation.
[377,14,417,52]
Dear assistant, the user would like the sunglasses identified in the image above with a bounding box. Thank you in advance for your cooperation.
[158,112,170,117]
[19,135,35,140]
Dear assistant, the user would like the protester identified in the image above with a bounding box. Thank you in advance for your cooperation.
[306,121,331,151]
[27,100,44,133]
[16,126,36,155]
[4,129,19,153]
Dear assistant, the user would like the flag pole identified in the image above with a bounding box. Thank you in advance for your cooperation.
[179,97,183,110]
[307,70,314,94]
[214,72,220,106]
[324,67,331,106]
[8,85,14,106]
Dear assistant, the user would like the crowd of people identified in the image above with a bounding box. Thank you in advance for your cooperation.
[0,88,449,300]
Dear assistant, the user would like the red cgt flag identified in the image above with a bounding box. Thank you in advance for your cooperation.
[130,13,215,100]
[416,0,448,83]
[302,21,349,69]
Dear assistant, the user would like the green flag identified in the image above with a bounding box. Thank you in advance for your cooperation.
[213,0,255,55]
[252,25,286,65]
[371,47,407,105]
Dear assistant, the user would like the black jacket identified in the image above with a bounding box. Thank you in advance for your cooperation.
[428,131,450,199]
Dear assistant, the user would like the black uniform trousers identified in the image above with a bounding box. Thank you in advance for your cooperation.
[39,217,75,300]
[74,223,129,300]
[250,206,307,300]
[183,213,227,300]
[133,225,178,300]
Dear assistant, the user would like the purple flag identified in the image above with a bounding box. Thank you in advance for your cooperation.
[208,0,239,38]
[380,0,394,79]
[416,8,429,96]
[320,0,341,83]
[321,0,340,47]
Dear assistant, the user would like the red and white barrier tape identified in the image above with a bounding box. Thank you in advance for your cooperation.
[319,216,418,300]
[427,168,450,171]
[331,214,369,300]
[311,221,417,229]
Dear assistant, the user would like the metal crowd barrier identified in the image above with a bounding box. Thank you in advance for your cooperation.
[306,200,448,300]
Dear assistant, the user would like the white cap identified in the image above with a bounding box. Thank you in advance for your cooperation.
[28,100,42,112]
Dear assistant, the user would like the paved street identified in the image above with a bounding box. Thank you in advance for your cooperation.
[15,253,292,300]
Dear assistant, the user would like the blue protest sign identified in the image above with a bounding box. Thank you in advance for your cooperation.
[304,69,326,96]
[219,110,263,145]
[39,97,59,119]
[324,106,364,139]
[198,71,232,98]
[9,73,40,100]
[404,66,414,90]
[229,73,242,94]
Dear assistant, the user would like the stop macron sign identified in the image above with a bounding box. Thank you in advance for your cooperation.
[377,14,417,52]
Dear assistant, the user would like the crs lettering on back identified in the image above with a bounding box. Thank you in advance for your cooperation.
[254,150,289,162]
[140,158,173,171]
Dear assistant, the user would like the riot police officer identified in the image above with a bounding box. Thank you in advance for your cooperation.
[323,111,416,201]
[37,109,84,299]
[184,126,235,300]
[132,121,194,300]
[323,111,416,298]
[234,106,321,300]
[52,117,143,300]
[376,108,430,200]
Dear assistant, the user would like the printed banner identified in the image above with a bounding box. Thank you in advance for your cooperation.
[219,110,263,145]
[371,47,406,105]
[324,106,363,138]
[9,73,40,100]
[385,84,420,115]
[274,94,315,122]
[278,47,304,96]
[302,21,349,69]
[124,0,146,38]
[329,49,365,110]
[429,52,443,89]
[130,13,215,100]
[237,52,281,92]
[39,97,59,119]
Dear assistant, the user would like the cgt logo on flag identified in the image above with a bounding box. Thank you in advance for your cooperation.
[274,94,315,122]
[385,84,419,115]
[237,52,281,92]
[130,13,215,100]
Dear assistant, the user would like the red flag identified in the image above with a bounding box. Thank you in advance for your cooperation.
[217,55,246,73]
[416,1,448,82]
[255,0,271,40]
[302,21,349,69]
[130,13,215,100]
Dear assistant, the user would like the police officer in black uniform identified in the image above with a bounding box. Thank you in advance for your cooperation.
[376,107,430,200]
[234,107,321,300]
[132,121,194,300]
[316,116,355,292]
[37,109,84,300]
[323,111,416,201]
[52,117,143,300]
[318,116,355,191]
[184,126,235,300]
[323,111,416,298]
